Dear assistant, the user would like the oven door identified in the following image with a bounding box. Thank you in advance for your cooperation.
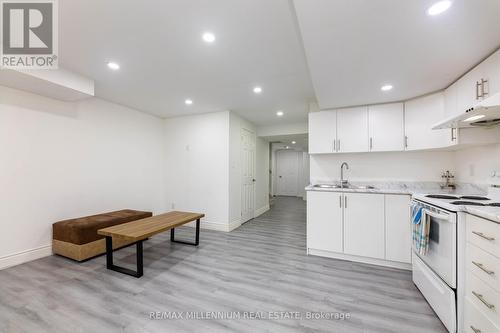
[412,203,457,288]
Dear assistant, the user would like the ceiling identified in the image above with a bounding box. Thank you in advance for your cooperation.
[57,1,500,125]
[58,0,314,125]
[293,0,500,110]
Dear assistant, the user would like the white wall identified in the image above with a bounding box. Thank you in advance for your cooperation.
[164,111,231,230]
[455,143,500,185]
[0,86,166,269]
[310,151,455,183]
[255,138,270,214]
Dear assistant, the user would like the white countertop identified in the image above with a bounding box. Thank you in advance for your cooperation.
[306,181,500,223]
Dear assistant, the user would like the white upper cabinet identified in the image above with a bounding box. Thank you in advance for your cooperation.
[456,49,500,113]
[404,92,454,150]
[444,83,458,118]
[337,106,369,153]
[308,111,337,154]
[368,103,404,152]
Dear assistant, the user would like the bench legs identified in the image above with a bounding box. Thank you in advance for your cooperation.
[105,236,143,278]
[170,219,200,246]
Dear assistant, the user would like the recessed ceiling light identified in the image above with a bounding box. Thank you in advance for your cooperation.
[107,62,120,70]
[185,99,193,105]
[253,86,262,94]
[463,114,485,122]
[276,111,284,117]
[427,1,452,16]
[285,146,290,149]
[202,32,216,43]
[292,141,296,144]
[381,84,393,91]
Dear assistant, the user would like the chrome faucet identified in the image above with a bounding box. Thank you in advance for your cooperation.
[340,162,350,187]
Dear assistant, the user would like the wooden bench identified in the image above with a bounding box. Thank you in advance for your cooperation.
[97,211,204,278]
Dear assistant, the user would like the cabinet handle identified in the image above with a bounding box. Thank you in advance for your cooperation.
[472,261,495,275]
[404,136,408,149]
[470,326,481,333]
[345,196,347,208]
[472,291,495,309]
[472,231,495,241]
[451,128,457,142]
[476,80,482,99]
[481,78,489,98]
[339,196,342,208]
[369,137,373,150]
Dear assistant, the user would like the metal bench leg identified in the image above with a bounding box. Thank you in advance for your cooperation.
[170,219,200,246]
[105,236,144,278]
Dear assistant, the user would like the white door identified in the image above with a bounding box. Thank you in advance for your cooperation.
[241,128,255,223]
[307,191,343,253]
[308,111,337,153]
[337,107,369,153]
[385,195,411,263]
[368,103,404,152]
[344,193,385,259]
[404,92,453,150]
[276,150,299,196]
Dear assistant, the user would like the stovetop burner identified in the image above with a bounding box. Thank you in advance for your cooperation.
[460,196,490,201]
[425,194,459,199]
[450,201,486,206]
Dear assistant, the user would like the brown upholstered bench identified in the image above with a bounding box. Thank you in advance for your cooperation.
[52,209,152,261]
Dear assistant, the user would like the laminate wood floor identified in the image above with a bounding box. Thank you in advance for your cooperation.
[0,197,446,333]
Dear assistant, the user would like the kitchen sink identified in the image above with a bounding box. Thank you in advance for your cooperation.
[313,184,342,189]
[312,184,377,190]
[355,185,376,190]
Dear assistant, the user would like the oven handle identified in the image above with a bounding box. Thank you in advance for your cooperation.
[422,208,455,223]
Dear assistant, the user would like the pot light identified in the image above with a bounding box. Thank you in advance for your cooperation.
[253,86,262,94]
[285,146,290,149]
[381,84,393,91]
[185,99,193,105]
[427,1,452,16]
[276,111,284,117]
[292,141,296,144]
[107,62,120,70]
[202,32,216,43]
[463,114,485,122]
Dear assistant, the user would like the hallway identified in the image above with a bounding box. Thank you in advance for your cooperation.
[0,197,445,332]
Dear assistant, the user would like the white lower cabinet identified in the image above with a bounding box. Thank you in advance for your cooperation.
[464,214,500,333]
[307,191,343,253]
[307,191,411,267]
[385,195,412,263]
[344,193,385,259]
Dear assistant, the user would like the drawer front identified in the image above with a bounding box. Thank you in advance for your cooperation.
[467,243,500,293]
[467,215,500,258]
[465,298,500,333]
[467,271,500,326]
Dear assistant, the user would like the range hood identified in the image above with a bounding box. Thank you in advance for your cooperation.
[433,92,500,129]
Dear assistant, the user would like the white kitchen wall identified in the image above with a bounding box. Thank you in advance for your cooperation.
[164,111,231,230]
[455,143,500,185]
[310,151,455,183]
[0,86,166,269]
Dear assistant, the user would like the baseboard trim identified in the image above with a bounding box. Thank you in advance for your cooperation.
[184,219,241,232]
[308,248,411,271]
[254,205,270,218]
[0,244,52,270]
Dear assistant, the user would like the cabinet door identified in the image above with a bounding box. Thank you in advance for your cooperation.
[457,66,482,113]
[337,107,369,153]
[307,191,343,253]
[368,103,404,152]
[343,193,384,259]
[385,195,411,263]
[308,111,337,154]
[444,83,459,118]
[404,92,453,150]
[480,49,500,99]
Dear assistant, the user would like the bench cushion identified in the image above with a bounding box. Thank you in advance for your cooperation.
[53,209,152,245]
